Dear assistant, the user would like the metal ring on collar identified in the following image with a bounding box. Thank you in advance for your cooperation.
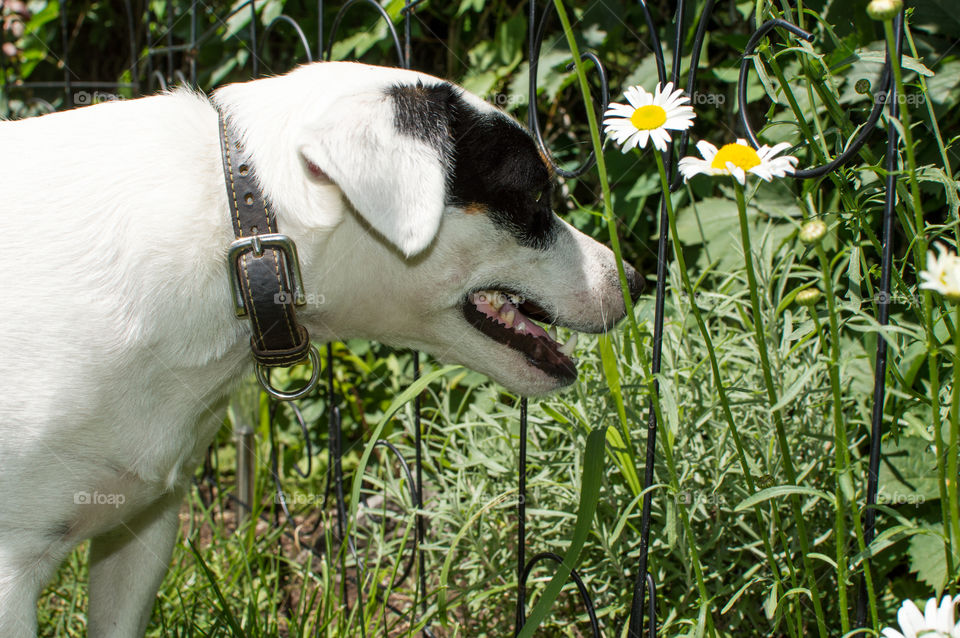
[256,343,321,401]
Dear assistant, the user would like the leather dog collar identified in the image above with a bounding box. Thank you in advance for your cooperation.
[217,109,319,399]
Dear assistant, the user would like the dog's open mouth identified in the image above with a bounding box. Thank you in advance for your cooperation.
[461,289,578,381]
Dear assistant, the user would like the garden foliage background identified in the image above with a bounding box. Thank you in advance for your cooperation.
[2,0,960,636]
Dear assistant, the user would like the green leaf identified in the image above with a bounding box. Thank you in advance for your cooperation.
[596,333,639,494]
[848,525,941,567]
[735,485,834,511]
[856,51,934,77]
[925,59,960,104]
[769,363,823,412]
[540,404,570,424]
[917,166,960,223]
[722,577,761,614]
[877,436,943,504]
[438,485,522,619]
[912,0,960,39]
[604,423,641,496]
[347,365,462,533]
[808,552,839,570]
[497,14,525,66]
[674,197,748,247]
[908,530,949,592]
[456,0,485,17]
[516,426,606,638]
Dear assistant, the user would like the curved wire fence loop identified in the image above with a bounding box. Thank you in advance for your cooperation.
[259,14,315,66]
[267,403,292,522]
[736,19,815,149]
[172,69,189,88]
[150,70,169,92]
[644,572,656,636]
[337,437,420,638]
[13,97,57,118]
[269,398,314,479]
[670,0,717,190]
[325,0,406,67]
[518,551,601,637]
[736,17,894,181]
[635,0,667,84]
[362,439,421,590]
[527,3,609,178]
[734,17,884,181]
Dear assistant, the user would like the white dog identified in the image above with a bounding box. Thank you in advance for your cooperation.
[0,61,641,636]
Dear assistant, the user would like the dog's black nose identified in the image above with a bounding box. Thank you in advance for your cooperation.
[624,262,644,302]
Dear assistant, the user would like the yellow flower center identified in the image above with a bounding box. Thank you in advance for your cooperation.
[630,105,667,130]
[711,143,762,171]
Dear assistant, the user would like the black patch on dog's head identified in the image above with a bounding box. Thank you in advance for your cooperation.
[448,108,557,249]
[386,82,557,250]
[387,81,457,165]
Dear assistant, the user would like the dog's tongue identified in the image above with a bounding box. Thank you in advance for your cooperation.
[470,290,550,340]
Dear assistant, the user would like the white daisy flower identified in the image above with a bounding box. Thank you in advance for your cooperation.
[602,82,695,153]
[881,594,960,638]
[678,138,798,184]
[920,243,960,302]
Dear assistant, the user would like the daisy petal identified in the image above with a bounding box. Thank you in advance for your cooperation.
[624,86,645,109]
[695,140,718,161]
[728,163,746,184]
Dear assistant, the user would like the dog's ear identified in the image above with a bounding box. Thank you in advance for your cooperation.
[299,81,458,257]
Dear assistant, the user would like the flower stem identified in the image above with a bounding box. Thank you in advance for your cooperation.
[733,180,828,637]
[883,15,958,590]
[812,243,859,633]
[950,305,960,594]
[658,152,801,637]
[550,0,638,339]
[634,155,719,637]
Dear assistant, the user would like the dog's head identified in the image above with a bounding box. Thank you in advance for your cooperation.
[215,62,642,396]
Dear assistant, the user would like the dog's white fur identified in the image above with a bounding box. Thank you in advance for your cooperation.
[0,62,630,636]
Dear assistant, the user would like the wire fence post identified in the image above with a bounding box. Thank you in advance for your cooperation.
[235,425,256,526]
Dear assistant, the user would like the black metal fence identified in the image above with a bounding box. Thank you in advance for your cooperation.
[0,0,909,635]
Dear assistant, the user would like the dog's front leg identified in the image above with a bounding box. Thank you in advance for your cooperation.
[87,491,182,638]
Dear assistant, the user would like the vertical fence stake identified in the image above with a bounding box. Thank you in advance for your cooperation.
[412,351,431,634]
[857,10,904,628]
[235,425,256,526]
[514,398,528,636]
[628,2,680,634]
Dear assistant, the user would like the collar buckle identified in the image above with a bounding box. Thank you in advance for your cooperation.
[227,233,307,317]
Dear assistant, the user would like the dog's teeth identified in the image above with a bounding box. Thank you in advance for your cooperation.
[507,293,521,305]
[548,326,558,342]
[502,309,516,327]
[558,333,578,356]
[490,290,504,311]
[516,321,526,332]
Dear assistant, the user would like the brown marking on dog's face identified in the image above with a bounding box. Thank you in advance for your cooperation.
[537,148,555,179]
[463,202,488,215]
